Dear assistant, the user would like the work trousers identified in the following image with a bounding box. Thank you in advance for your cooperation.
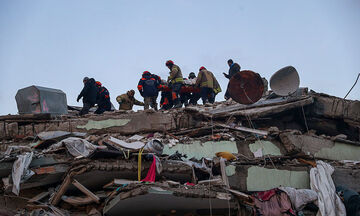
[79,102,93,116]
[171,83,183,101]
[144,96,158,110]
[200,87,215,105]
[225,83,231,99]
[95,102,112,114]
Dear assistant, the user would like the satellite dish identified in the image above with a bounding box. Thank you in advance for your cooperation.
[270,66,300,96]
[228,70,264,105]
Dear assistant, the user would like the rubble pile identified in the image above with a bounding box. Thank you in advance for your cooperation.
[0,90,359,216]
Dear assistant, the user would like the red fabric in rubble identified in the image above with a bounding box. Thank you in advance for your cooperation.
[141,155,156,182]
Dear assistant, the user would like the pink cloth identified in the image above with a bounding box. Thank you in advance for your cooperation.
[141,155,156,182]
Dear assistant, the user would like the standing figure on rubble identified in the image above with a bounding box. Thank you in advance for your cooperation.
[116,90,144,110]
[223,59,241,100]
[196,66,222,104]
[94,81,112,114]
[165,60,184,108]
[137,71,160,110]
[182,72,199,106]
[77,77,98,116]
[159,80,173,110]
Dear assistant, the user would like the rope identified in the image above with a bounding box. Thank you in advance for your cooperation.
[138,148,144,181]
[245,113,277,169]
[344,73,360,99]
[301,105,309,132]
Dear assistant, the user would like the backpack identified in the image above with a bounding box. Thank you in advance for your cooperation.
[143,79,158,97]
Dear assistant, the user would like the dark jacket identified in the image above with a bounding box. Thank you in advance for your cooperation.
[137,73,160,97]
[225,63,241,79]
[78,78,97,105]
[96,86,111,109]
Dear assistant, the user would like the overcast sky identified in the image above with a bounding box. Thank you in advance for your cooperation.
[0,0,359,115]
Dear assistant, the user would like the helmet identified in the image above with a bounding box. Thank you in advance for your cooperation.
[95,81,102,87]
[143,71,150,74]
[189,72,196,79]
[165,60,174,67]
[199,66,206,71]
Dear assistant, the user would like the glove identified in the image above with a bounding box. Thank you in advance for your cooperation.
[76,95,81,102]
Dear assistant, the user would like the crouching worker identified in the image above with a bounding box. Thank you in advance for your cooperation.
[94,81,112,114]
[116,90,144,110]
[77,77,97,116]
[137,71,159,110]
[196,66,222,104]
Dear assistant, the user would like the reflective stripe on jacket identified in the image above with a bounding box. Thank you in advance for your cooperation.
[168,64,184,84]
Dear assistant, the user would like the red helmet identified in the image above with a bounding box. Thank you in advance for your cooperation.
[95,81,102,87]
[165,60,174,67]
[199,66,206,71]
[143,71,150,75]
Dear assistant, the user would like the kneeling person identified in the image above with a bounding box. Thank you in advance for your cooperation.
[116,90,144,110]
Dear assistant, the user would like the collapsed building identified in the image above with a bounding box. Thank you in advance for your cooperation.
[0,68,359,216]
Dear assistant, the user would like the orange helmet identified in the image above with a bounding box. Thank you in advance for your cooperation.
[165,60,174,67]
[95,81,102,87]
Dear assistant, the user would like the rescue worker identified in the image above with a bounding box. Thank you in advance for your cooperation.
[223,59,241,100]
[196,66,222,104]
[77,77,98,116]
[159,79,173,110]
[94,81,112,114]
[165,60,184,108]
[187,72,200,105]
[137,71,160,110]
[182,72,198,106]
[116,90,144,110]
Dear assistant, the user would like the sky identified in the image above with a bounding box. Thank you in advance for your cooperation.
[0,0,359,115]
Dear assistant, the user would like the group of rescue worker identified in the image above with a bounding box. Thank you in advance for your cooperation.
[76,59,241,115]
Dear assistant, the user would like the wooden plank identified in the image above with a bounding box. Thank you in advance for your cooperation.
[217,123,268,136]
[28,191,50,203]
[50,175,72,205]
[220,158,230,188]
[214,97,313,119]
[0,113,52,121]
[209,95,311,115]
[72,179,100,203]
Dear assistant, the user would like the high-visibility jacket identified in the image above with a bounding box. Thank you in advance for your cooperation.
[167,64,184,84]
[195,69,222,94]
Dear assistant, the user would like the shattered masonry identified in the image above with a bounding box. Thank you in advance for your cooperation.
[0,90,359,215]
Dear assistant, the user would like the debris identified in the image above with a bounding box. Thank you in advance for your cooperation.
[0,90,359,215]
[12,152,34,195]
[143,139,164,155]
[217,123,268,136]
[107,136,145,150]
[61,137,101,158]
[72,179,100,204]
[310,161,346,216]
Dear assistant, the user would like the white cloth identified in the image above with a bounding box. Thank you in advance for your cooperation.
[310,160,346,216]
[279,187,318,211]
[12,152,34,195]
